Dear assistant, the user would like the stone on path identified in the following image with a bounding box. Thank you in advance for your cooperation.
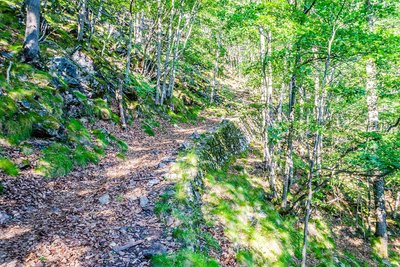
[99,194,110,205]
[139,196,149,208]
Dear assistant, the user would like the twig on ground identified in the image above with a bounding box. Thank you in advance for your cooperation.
[113,240,144,252]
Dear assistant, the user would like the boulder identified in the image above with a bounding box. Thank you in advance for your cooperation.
[143,243,167,258]
[48,56,81,87]
[72,50,94,74]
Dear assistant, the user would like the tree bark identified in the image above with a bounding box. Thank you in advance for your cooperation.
[155,0,163,105]
[161,0,176,105]
[125,0,134,83]
[394,191,400,219]
[88,0,104,45]
[211,32,221,104]
[366,0,388,259]
[23,0,40,63]
[301,25,336,267]
[77,0,87,41]
[116,81,127,130]
[260,27,277,199]
[281,50,298,209]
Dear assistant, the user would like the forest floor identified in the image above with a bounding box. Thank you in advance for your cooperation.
[0,116,219,267]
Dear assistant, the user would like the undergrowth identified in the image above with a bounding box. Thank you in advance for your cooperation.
[155,123,369,266]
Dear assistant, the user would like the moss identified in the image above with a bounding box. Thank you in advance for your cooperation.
[36,143,74,177]
[73,145,99,167]
[152,250,219,267]
[155,121,248,264]
[0,157,19,176]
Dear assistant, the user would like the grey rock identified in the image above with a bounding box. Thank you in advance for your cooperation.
[191,130,201,139]
[143,243,167,258]
[0,211,11,225]
[147,179,160,187]
[179,141,191,150]
[158,162,167,168]
[139,196,149,208]
[72,50,94,74]
[48,56,81,87]
[99,194,110,205]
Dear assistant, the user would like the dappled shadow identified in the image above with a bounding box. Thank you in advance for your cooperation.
[203,170,303,266]
[0,118,217,266]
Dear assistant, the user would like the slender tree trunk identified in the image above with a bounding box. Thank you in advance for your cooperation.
[101,24,114,56]
[88,0,104,44]
[117,81,127,130]
[260,27,277,199]
[165,0,199,99]
[282,51,298,209]
[23,0,40,63]
[77,0,87,41]
[394,191,400,219]
[161,0,176,105]
[155,0,163,105]
[125,0,134,83]
[301,26,336,267]
[211,32,221,104]
[167,5,184,99]
[366,0,388,258]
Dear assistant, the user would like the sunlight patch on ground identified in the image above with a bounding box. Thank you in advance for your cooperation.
[1,225,32,240]
[104,155,155,179]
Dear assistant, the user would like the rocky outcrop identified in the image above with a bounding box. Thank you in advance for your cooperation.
[170,119,248,203]
[49,56,81,87]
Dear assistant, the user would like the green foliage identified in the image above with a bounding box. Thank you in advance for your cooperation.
[152,249,219,267]
[36,143,74,177]
[0,157,19,176]
[74,145,99,167]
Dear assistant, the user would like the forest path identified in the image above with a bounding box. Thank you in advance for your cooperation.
[0,117,218,266]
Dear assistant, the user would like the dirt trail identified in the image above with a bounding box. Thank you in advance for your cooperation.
[0,118,218,267]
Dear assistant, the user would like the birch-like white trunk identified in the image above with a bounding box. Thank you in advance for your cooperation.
[155,0,163,105]
[77,0,87,41]
[366,0,388,259]
[301,26,336,267]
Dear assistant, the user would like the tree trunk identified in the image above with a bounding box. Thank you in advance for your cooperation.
[88,0,104,45]
[260,27,277,199]
[161,0,176,105]
[166,4,185,99]
[77,0,87,41]
[155,0,163,105]
[301,26,336,267]
[366,0,388,258]
[23,0,40,63]
[211,32,221,104]
[125,0,134,83]
[101,24,114,57]
[281,53,298,209]
[116,81,127,130]
[394,191,400,219]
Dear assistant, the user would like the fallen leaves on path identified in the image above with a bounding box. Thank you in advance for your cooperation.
[0,118,217,266]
